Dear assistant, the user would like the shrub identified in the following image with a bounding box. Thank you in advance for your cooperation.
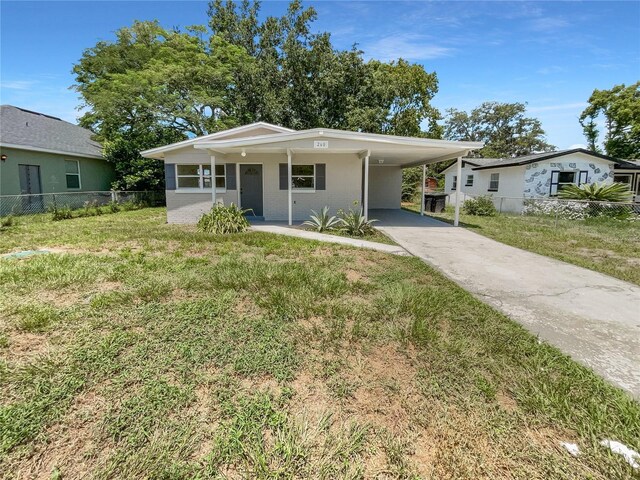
[197,204,251,234]
[49,204,73,221]
[559,182,633,202]
[462,196,497,216]
[121,200,142,211]
[302,206,341,232]
[108,201,121,213]
[0,215,16,229]
[337,202,378,236]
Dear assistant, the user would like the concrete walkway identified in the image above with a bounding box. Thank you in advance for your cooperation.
[250,224,410,256]
[372,209,640,397]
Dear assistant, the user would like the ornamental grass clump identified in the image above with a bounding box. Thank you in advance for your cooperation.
[197,204,251,234]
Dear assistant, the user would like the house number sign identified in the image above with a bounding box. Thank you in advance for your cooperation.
[314,140,329,149]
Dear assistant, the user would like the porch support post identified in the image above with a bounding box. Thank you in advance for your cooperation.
[287,149,293,226]
[236,163,241,207]
[363,150,370,220]
[210,154,216,206]
[454,156,462,226]
[420,164,426,216]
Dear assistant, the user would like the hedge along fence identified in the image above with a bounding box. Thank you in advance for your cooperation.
[0,191,165,218]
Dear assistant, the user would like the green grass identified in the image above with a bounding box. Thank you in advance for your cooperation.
[0,208,638,479]
[404,203,640,286]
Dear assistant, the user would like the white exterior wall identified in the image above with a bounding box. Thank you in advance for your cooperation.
[164,149,365,223]
[368,165,402,209]
[522,153,614,197]
[443,153,616,213]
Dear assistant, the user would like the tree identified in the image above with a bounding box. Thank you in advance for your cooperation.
[74,1,444,189]
[579,82,640,159]
[73,21,252,189]
[207,0,441,135]
[444,102,555,158]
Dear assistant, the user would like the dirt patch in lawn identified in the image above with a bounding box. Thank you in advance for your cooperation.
[7,388,113,480]
[1,331,51,364]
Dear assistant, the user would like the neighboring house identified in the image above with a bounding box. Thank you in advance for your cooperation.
[442,149,640,211]
[0,105,114,200]
[141,122,481,224]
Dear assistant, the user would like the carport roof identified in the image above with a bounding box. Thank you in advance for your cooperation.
[193,127,483,167]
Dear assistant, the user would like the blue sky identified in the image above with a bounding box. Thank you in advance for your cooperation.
[1,1,639,148]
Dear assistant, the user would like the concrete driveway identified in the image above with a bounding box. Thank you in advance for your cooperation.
[371,209,640,397]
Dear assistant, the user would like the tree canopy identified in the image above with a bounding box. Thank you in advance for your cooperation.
[579,82,640,159]
[73,1,443,189]
[443,101,555,158]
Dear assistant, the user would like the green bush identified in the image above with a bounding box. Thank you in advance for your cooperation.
[559,182,632,202]
[49,204,73,221]
[0,215,16,229]
[108,201,121,213]
[462,196,497,216]
[197,204,251,234]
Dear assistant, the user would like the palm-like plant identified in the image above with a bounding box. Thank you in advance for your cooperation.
[558,182,633,202]
[337,207,378,236]
[302,206,341,232]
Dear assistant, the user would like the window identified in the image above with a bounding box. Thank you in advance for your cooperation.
[549,170,577,195]
[465,174,474,187]
[451,175,457,190]
[176,164,225,190]
[65,160,81,189]
[488,173,499,191]
[292,164,315,189]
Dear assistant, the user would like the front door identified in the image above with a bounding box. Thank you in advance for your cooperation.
[240,164,263,216]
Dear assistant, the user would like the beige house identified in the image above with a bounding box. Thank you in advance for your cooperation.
[141,123,482,224]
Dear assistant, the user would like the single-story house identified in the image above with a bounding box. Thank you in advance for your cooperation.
[141,122,482,224]
[441,149,640,212]
[0,105,114,202]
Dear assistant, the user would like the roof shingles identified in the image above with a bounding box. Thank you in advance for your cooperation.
[0,105,103,158]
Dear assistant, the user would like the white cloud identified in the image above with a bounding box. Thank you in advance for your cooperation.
[528,102,588,113]
[0,80,38,90]
[536,65,567,75]
[362,34,453,61]
[529,17,569,32]
[569,143,588,149]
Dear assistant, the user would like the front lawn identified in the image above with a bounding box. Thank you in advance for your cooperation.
[404,203,640,286]
[0,209,638,478]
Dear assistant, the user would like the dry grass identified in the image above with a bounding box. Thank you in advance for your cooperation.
[0,209,638,479]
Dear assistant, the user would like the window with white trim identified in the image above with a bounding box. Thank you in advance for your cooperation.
[488,173,499,191]
[65,160,81,189]
[549,170,577,196]
[465,174,474,187]
[451,175,457,190]
[176,164,225,189]
[292,164,315,189]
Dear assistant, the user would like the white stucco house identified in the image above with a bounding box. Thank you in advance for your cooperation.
[442,149,640,212]
[141,122,482,224]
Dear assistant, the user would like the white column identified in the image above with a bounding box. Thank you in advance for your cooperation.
[287,149,293,226]
[420,164,426,216]
[454,156,462,226]
[210,154,216,207]
[363,151,370,220]
[236,163,241,207]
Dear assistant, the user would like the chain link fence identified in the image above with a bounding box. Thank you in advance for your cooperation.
[445,193,639,223]
[0,191,165,218]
